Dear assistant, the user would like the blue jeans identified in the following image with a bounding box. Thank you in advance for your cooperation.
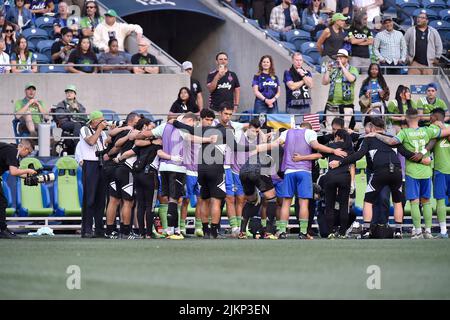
[253,99,278,114]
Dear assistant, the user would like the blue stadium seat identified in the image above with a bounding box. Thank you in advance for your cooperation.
[396,0,421,21]
[22,27,49,47]
[281,41,297,52]
[438,9,450,22]
[12,118,29,145]
[302,54,315,66]
[39,64,67,73]
[33,52,50,64]
[430,20,450,39]
[300,41,321,64]
[266,29,281,40]
[286,29,311,51]
[37,39,55,61]
[27,41,36,53]
[314,29,323,41]
[412,8,439,21]
[422,0,447,12]
[35,16,55,36]
[100,109,121,122]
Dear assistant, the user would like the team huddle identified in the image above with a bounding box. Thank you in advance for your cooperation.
[77,104,450,240]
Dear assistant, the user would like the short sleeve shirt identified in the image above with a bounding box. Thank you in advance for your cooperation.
[207,70,240,111]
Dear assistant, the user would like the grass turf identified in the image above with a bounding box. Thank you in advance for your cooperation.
[0,236,449,300]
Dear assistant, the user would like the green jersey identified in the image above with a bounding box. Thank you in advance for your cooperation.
[395,126,441,179]
[327,66,359,105]
[80,16,105,30]
[386,99,417,125]
[14,98,46,124]
[430,124,450,174]
[416,97,448,115]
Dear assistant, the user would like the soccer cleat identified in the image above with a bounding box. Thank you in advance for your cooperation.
[263,233,278,240]
[203,232,211,239]
[121,233,138,240]
[298,232,313,240]
[167,233,184,240]
[0,228,20,239]
[327,233,336,240]
[277,232,287,239]
[394,232,403,239]
[238,232,247,239]
[336,234,347,239]
[194,229,204,237]
[436,233,448,239]
[151,231,166,239]
[104,231,119,239]
[180,229,187,237]
[231,227,240,238]
[360,231,371,239]
[411,233,424,239]
[423,231,434,239]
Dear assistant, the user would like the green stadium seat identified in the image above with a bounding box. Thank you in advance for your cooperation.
[53,157,82,216]
[16,158,53,217]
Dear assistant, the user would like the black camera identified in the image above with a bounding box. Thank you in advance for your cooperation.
[24,171,55,186]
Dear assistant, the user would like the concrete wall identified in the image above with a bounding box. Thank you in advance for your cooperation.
[0,73,190,139]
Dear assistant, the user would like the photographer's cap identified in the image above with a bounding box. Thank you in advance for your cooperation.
[87,110,104,123]
[25,82,36,90]
[336,49,349,57]
[182,61,193,70]
[105,9,118,17]
[65,84,77,93]
[332,13,347,23]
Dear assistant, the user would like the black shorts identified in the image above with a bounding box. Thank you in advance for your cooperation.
[198,169,226,200]
[364,168,403,204]
[239,171,274,196]
[114,165,134,201]
[160,171,186,200]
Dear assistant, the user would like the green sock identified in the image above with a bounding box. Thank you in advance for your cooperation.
[180,218,186,231]
[158,204,168,230]
[299,219,308,234]
[279,220,288,233]
[436,199,447,223]
[411,202,422,229]
[195,218,202,230]
[229,216,237,228]
[261,219,267,228]
[275,220,280,231]
[236,216,242,228]
[422,202,432,229]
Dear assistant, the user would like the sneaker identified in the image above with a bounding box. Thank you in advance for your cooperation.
[360,231,371,239]
[423,231,434,239]
[212,233,227,239]
[394,232,403,239]
[298,232,313,240]
[104,231,119,239]
[436,233,448,239]
[203,232,211,239]
[121,233,138,240]
[327,233,336,240]
[411,232,424,239]
[231,227,240,238]
[167,233,184,240]
[336,234,347,239]
[194,229,204,237]
[238,232,247,239]
[263,233,278,240]
[277,231,287,239]
[0,228,20,239]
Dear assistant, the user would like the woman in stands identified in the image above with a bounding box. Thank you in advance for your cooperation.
[66,36,98,73]
[252,55,280,114]
[386,85,416,133]
[169,87,199,114]
[301,0,329,39]
[317,13,347,63]
[5,0,33,31]
[358,63,389,124]
[10,35,37,73]
[2,21,16,57]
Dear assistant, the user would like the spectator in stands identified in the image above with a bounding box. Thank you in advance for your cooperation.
[353,0,382,25]
[93,9,143,52]
[206,51,240,112]
[63,0,85,9]
[373,16,406,75]
[1,21,16,56]
[348,10,373,73]
[322,48,358,129]
[182,61,203,110]
[387,84,415,132]
[335,0,353,17]
[301,0,329,39]
[169,87,200,114]
[269,0,301,40]
[404,13,443,76]
[53,1,70,39]
[253,54,281,114]
[131,39,159,74]
[283,52,313,114]
[14,82,48,136]
[10,35,36,73]
[25,0,54,18]
[0,11,4,31]
[98,38,131,74]
[252,0,275,29]
[80,0,103,40]
[358,63,389,120]
[66,35,98,73]
[5,0,32,31]
[51,27,75,64]
[0,37,10,73]
[54,84,87,138]
[317,13,347,63]
[417,83,449,123]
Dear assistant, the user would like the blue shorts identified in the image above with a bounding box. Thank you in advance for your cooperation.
[279,171,313,199]
[434,170,450,200]
[273,179,284,198]
[225,168,235,196]
[405,175,432,200]
[232,172,244,196]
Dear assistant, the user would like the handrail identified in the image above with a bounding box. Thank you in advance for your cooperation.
[0,63,180,68]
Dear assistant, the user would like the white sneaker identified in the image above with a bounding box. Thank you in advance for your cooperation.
[411,233,424,239]
[231,227,240,238]
[423,231,434,239]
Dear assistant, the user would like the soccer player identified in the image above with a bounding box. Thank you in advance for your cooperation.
[369,108,450,238]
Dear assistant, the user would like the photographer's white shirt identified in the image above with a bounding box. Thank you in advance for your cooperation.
[79,125,108,161]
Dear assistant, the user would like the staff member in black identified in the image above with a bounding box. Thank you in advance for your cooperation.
[79,111,108,238]
[0,139,35,239]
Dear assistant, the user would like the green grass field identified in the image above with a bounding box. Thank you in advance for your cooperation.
[1,236,449,300]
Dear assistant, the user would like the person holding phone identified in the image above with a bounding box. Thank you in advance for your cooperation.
[51,27,75,64]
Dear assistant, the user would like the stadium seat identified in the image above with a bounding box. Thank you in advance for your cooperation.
[396,0,421,16]
[412,8,439,21]
[12,118,29,145]
[266,29,281,40]
[422,0,447,12]
[22,27,49,47]
[16,158,53,217]
[300,42,321,64]
[429,20,450,39]
[2,172,15,217]
[280,41,297,52]
[131,109,162,125]
[100,109,121,122]
[53,157,82,216]
[286,29,311,51]
[39,64,67,73]
[35,16,56,36]
[33,52,50,64]
[302,54,315,66]
[314,29,323,41]
[37,39,55,61]
[438,9,450,22]
[27,41,36,53]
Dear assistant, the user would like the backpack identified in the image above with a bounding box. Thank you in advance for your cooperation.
[370,224,394,239]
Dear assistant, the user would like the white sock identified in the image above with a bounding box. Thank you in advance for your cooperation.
[425,227,431,233]
[439,222,447,235]
[175,227,180,234]
[415,227,422,235]
[166,227,174,235]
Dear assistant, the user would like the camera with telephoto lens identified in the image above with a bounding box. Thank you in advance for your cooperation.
[24,169,55,186]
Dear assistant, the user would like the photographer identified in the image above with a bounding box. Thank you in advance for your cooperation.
[0,140,35,239]
[79,111,109,238]
[322,49,358,130]
[51,27,75,64]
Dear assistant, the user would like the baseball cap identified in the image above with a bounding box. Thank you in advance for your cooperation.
[336,49,349,57]
[105,9,118,17]
[65,84,77,93]
[25,82,36,90]
[182,61,193,70]
[87,110,104,123]
[427,83,438,91]
[332,13,347,23]
[382,15,393,23]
